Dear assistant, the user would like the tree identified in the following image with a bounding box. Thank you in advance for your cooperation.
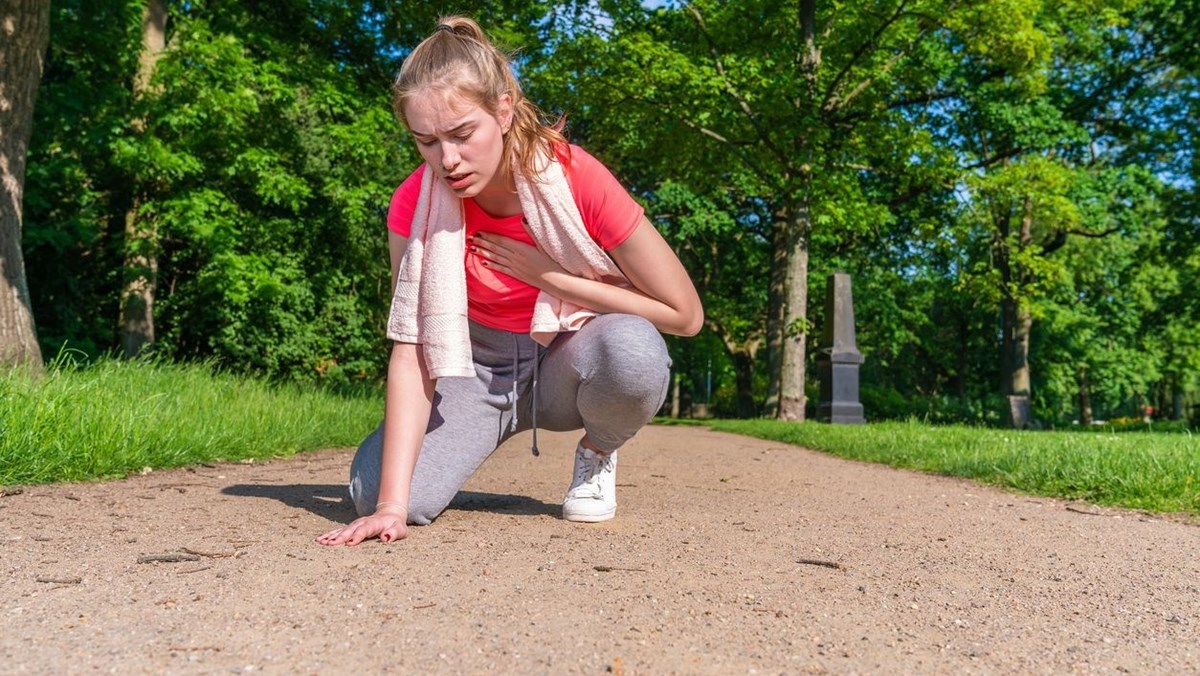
[24,0,563,382]
[0,0,49,371]
[934,0,1195,425]
[544,0,1056,420]
[119,0,167,358]
[651,181,770,416]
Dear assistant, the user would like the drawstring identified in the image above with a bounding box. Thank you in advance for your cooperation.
[531,344,540,456]
[508,335,541,457]
[509,335,520,433]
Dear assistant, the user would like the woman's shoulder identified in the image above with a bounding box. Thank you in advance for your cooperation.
[555,143,621,185]
[397,163,427,193]
[387,164,428,235]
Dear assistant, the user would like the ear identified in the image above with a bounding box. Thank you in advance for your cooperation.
[497,93,514,133]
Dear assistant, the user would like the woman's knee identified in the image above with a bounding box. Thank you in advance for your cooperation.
[582,314,670,380]
[405,496,444,526]
[348,424,383,516]
[348,426,450,525]
[573,315,672,428]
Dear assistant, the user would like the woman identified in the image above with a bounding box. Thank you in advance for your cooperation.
[317,16,702,546]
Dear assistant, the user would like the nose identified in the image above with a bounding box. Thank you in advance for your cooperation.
[441,143,460,172]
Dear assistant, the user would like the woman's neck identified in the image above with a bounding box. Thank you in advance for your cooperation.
[471,164,522,218]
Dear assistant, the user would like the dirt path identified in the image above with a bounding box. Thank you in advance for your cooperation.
[2,425,1197,674]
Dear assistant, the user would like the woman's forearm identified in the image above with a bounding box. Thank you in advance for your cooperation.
[540,272,699,336]
[377,342,436,511]
[542,222,703,336]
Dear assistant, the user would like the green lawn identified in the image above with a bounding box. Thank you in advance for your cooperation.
[0,360,382,485]
[694,418,1200,515]
[4,362,1197,517]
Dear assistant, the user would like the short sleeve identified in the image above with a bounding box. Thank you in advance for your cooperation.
[387,164,427,237]
[560,145,644,250]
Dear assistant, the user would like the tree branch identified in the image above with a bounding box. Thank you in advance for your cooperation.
[603,83,769,179]
[821,0,910,113]
[684,3,790,169]
[825,0,963,114]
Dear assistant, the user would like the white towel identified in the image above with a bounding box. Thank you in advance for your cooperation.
[387,153,628,377]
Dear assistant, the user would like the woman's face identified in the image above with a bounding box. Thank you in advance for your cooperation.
[404,90,512,201]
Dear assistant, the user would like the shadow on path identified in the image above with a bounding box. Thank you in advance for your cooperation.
[447,491,560,519]
[220,485,559,523]
[222,483,355,522]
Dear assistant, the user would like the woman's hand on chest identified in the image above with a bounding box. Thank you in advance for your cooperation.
[469,232,570,289]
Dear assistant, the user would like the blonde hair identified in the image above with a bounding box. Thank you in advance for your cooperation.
[392,16,566,180]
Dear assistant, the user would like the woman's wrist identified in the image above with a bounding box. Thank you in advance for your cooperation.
[374,500,408,516]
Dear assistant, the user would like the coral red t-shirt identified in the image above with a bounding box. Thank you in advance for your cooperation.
[387,144,644,332]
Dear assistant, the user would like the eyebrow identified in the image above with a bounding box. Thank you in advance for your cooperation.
[411,121,475,138]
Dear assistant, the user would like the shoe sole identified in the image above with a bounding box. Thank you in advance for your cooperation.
[562,506,616,523]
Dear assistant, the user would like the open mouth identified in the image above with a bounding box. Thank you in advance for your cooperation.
[446,173,471,188]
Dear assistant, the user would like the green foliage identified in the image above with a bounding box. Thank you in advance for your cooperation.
[17,0,1200,427]
[25,0,410,384]
[859,385,1005,426]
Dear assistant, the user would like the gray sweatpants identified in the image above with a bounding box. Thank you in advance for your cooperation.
[348,313,671,524]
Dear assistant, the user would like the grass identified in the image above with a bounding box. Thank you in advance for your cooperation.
[1,359,382,486]
[5,361,1197,517]
[686,418,1200,515]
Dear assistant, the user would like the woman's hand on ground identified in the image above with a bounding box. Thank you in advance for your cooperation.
[315,508,408,546]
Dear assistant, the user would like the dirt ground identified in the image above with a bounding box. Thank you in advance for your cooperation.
[2,425,1198,675]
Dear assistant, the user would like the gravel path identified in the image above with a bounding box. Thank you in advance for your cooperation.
[2,425,1197,674]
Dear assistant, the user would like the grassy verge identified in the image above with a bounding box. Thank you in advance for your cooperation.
[670,418,1199,515]
[1,359,382,485]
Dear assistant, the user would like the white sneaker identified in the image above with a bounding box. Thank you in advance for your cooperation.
[562,444,617,522]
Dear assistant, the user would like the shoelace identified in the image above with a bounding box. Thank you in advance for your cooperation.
[569,452,613,498]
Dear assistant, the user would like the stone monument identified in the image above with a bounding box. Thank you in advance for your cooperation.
[816,272,865,424]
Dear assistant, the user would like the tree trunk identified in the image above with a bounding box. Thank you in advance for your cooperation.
[1077,365,1092,425]
[709,319,761,419]
[778,204,810,421]
[955,312,969,401]
[764,215,787,417]
[731,350,756,418]
[996,196,1034,427]
[1008,198,1035,399]
[0,0,50,372]
[670,370,681,418]
[118,0,166,358]
[772,0,820,422]
[1005,301,1032,397]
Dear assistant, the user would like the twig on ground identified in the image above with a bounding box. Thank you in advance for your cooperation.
[593,565,647,573]
[797,558,846,571]
[412,602,436,609]
[1065,505,1104,516]
[181,547,237,558]
[138,553,202,564]
[177,566,213,574]
[36,576,82,584]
